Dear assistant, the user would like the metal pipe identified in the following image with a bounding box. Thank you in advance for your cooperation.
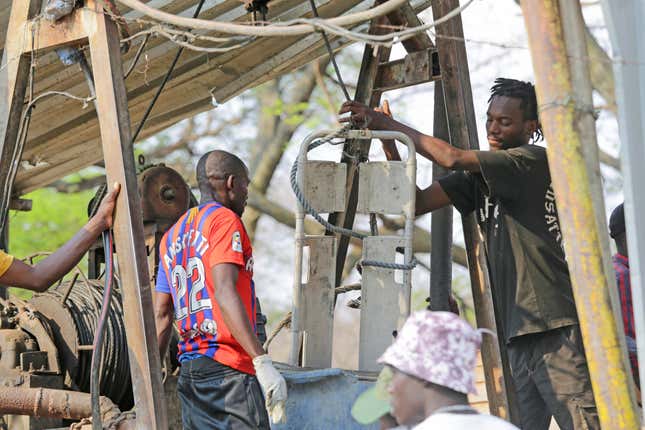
[289,131,310,366]
[429,81,453,311]
[0,387,119,421]
[401,131,416,325]
[520,1,639,428]
[600,0,645,416]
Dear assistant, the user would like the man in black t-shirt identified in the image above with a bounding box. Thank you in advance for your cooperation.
[339,78,599,430]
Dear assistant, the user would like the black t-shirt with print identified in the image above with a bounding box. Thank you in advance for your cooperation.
[438,144,578,342]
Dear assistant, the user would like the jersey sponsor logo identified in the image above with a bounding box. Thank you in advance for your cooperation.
[544,184,563,248]
[245,255,254,274]
[182,318,218,340]
[232,230,243,253]
[163,229,209,270]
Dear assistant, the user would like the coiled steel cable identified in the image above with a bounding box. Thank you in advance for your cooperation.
[42,279,132,409]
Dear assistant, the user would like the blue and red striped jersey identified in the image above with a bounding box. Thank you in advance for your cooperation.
[156,202,256,374]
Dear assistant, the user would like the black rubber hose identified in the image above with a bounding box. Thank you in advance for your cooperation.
[91,230,114,430]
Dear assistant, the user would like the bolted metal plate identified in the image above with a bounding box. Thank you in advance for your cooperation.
[357,161,413,215]
[300,235,336,368]
[302,161,347,214]
[359,236,407,371]
[29,294,79,387]
[20,351,49,373]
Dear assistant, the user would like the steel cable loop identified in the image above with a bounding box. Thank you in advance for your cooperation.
[361,258,417,270]
[290,127,416,270]
[289,126,366,240]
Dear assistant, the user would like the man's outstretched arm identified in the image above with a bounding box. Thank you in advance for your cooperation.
[339,101,481,172]
[416,182,452,216]
[0,183,120,292]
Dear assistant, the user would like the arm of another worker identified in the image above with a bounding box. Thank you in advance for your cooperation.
[154,250,176,360]
[339,100,481,172]
[212,263,265,358]
[368,100,455,217]
[0,183,120,293]
[154,292,175,359]
[213,263,287,422]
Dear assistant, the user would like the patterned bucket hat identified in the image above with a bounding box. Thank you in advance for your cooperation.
[378,310,484,394]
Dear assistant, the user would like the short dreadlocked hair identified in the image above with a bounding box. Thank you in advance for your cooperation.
[488,78,543,142]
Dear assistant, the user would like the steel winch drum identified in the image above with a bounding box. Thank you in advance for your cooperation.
[29,278,133,410]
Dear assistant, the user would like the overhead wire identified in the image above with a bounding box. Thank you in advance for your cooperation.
[0,25,38,234]
[130,0,208,143]
[124,33,150,79]
[307,0,351,102]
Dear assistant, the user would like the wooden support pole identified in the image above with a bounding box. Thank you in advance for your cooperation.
[432,0,518,422]
[521,1,639,428]
[85,2,168,428]
[0,1,41,300]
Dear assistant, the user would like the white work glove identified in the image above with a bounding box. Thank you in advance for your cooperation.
[253,354,288,424]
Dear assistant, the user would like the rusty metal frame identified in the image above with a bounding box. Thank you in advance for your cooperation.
[0,2,167,428]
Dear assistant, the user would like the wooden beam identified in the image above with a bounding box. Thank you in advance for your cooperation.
[24,8,88,53]
[85,1,168,428]
[0,0,42,299]
[374,48,440,92]
[386,1,434,52]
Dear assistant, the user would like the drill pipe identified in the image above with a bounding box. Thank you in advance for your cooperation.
[0,387,120,421]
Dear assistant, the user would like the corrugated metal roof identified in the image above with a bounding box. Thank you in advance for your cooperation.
[0,0,430,194]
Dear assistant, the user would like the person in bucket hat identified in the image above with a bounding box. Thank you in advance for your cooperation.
[378,310,518,429]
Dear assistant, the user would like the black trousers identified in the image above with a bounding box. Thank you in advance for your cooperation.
[177,356,270,430]
[507,325,599,430]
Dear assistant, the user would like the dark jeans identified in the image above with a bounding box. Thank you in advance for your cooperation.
[177,356,270,430]
[507,325,599,430]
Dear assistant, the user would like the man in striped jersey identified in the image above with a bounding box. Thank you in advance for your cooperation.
[154,150,286,429]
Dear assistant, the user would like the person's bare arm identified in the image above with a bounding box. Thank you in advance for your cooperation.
[212,263,264,358]
[155,292,175,358]
[416,182,452,216]
[375,101,402,162]
[339,101,481,172]
[0,183,120,292]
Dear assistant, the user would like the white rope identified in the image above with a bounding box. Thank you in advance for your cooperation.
[116,0,408,37]
[115,0,477,49]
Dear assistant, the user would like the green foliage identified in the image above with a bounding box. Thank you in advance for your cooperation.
[7,188,95,299]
